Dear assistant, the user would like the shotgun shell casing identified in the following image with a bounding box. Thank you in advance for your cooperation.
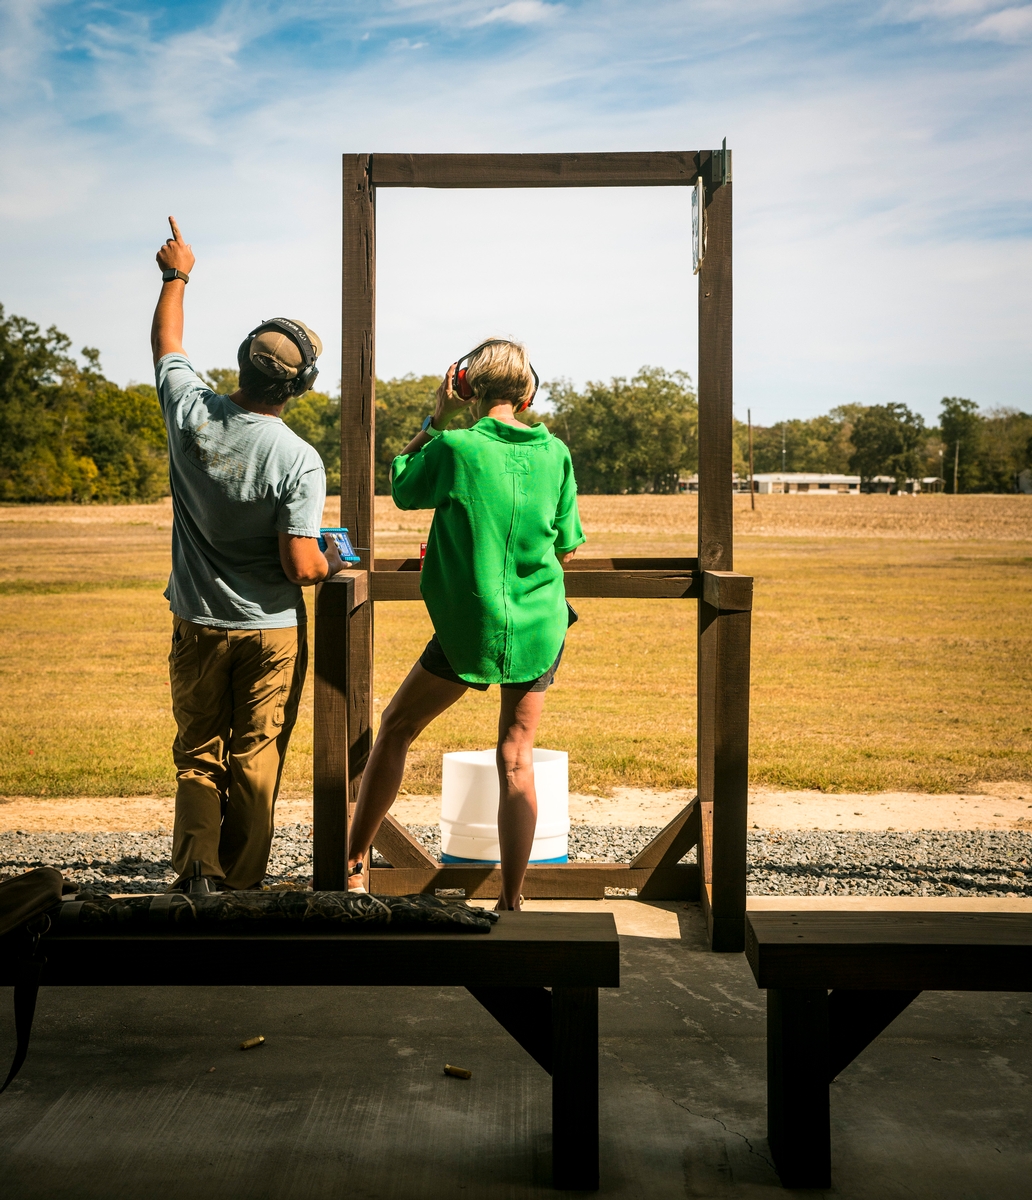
[443,1064,472,1079]
[240,1035,265,1050]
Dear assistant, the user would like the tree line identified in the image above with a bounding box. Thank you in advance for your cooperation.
[2,304,1029,502]
[745,399,1032,492]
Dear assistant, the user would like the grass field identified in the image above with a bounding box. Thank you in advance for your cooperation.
[0,494,1029,799]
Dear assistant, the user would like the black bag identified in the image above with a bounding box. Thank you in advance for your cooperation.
[0,867,68,1093]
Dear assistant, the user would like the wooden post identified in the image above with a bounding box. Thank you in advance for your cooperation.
[313,574,355,890]
[341,155,376,817]
[696,164,748,951]
[551,986,599,1190]
[748,407,755,510]
[767,988,832,1189]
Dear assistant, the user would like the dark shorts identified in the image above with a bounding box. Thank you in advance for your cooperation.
[419,634,564,693]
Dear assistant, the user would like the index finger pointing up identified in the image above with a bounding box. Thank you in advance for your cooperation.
[168,215,183,241]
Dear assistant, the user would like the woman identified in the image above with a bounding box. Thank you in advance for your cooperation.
[346,338,584,910]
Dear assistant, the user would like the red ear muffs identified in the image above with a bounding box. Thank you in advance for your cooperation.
[455,366,474,399]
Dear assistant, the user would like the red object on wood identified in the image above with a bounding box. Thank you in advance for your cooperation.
[419,542,427,570]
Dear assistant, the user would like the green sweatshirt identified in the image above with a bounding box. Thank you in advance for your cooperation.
[391,417,585,684]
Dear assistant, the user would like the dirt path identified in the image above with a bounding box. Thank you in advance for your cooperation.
[1,783,1029,833]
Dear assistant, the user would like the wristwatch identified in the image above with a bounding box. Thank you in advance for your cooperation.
[421,414,441,434]
[161,268,190,284]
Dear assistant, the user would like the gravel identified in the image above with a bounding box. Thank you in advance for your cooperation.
[2,825,1029,898]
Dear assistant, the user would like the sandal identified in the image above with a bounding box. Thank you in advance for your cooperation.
[348,862,368,894]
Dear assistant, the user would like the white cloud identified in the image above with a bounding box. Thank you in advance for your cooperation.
[472,1,564,26]
[967,4,1032,38]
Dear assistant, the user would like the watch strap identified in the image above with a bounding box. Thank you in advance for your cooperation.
[421,414,444,436]
[161,268,190,284]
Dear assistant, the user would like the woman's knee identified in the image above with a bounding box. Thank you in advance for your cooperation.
[377,702,422,746]
[497,735,534,777]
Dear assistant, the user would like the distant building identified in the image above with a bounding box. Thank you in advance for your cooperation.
[677,472,947,495]
[750,473,860,494]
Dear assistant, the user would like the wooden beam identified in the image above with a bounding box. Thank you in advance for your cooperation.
[696,172,743,952]
[367,862,699,900]
[341,154,376,828]
[697,600,751,951]
[312,574,354,890]
[827,989,921,1081]
[336,568,368,608]
[369,151,699,189]
[702,570,752,612]
[369,559,699,601]
[629,798,699,870]
[372,813,438,870]
[467,986,553,1073]
[697,174,733,574]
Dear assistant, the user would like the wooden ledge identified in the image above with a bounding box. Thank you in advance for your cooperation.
[314,570,368,612]
[702,570,753,611]
[368,558,700,602]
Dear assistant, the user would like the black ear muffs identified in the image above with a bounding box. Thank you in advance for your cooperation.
[247,317,320,397]
[452,340,539,409]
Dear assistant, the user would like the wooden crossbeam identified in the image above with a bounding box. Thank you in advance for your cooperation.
[369,151,700,189]
[367,862,699,900]
[369,558,701,601]
[372,813,437,870]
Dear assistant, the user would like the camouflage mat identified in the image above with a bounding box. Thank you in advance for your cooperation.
[51,890,499,934]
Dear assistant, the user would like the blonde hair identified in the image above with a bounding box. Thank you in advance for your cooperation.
[464,338,535,407]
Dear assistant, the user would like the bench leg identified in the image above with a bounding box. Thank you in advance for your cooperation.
[551,986,599,1191]
[767,988,831,1189]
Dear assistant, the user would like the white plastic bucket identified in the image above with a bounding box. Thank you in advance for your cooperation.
[440,748,569,864]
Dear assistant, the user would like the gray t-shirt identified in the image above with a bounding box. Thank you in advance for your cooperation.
[156,353,326,629]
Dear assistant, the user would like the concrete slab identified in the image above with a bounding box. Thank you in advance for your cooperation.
[1,905,1029,1199]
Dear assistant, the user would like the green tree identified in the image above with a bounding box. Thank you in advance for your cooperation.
[749,407,862,475]
[977,407,1032,492]
[282,390,340,493]
[939,397,983,492]
[848,402,925,490]
[0,305,167,503]
[201,367,239,394]
[374,374,475,493]
[546,367,698,493]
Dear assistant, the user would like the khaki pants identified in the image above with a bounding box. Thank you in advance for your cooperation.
[168,614,307,890]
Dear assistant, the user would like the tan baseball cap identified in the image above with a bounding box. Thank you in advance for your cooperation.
[249,318,323,379]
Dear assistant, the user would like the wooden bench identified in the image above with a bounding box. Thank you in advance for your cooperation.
[3,910,618,1191]
[745,911,1032,1189]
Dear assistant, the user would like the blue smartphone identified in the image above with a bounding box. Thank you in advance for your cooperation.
[318,527,362,562]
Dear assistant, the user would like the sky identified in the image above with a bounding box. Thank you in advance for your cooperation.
[1,0,1030,426]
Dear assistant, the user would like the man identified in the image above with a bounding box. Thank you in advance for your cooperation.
[151,216,344,892]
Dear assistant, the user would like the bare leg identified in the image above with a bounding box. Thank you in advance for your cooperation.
[495,687,547,910]
[347,663,467,876]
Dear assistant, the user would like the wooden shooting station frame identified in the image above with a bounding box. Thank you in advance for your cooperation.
[313,151,752,952]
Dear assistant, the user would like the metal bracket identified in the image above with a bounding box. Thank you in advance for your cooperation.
[712,137,731,188]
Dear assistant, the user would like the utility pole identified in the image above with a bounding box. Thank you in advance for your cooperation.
[748,408,756,511]
[953,440,960,495]
[781,424,786,473]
